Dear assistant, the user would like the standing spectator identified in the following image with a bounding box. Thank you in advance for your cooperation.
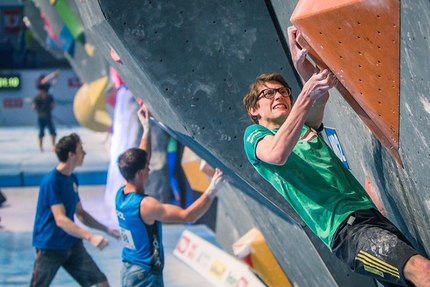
[32,70,59,152]
[143,120,172,204]
[167,137,181,205]
[30,133,120,286]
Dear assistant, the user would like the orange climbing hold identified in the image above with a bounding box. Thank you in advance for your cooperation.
[291,0,401,165]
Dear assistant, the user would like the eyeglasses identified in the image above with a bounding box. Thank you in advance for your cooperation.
[258,87,292,100]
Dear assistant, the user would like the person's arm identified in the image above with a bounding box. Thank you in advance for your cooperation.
[136,97,152,161]
[140,168,225,224]
[51,70,59,86]
[50,203,109,250]
[75,202,121,240]
[32,96,38,111]
[51,97,56,111]
[39,70,60,85]
[287,26,314,82]
[287,25,330,130]
[255,70,337,166]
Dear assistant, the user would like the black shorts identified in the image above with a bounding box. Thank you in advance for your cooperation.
[30,240,107,287]
[330,208,419,287]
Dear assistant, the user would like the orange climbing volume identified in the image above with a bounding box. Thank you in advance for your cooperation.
[291,0,401,165]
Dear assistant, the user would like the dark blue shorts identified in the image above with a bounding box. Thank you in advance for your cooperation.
[331,208,420,287]
[30,240,107,287]
[38,117,56,138]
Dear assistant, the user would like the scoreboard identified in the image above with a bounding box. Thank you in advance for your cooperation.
[0,74,21,90]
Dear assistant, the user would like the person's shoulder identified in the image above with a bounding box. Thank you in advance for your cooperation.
[244,125,270,152]
[123,190,147,202]
[245,124,265,133]
[46,168,59,177]
[244,124,270,138]
[40,169,60,185]
[140,194,160,207]
[139,195,157,212]
[142,194,156,201]
[46,169,74,181]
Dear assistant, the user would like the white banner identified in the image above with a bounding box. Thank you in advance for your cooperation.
[174,230,266,287]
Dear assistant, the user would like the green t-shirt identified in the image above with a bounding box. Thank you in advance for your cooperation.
[243,124,375,249]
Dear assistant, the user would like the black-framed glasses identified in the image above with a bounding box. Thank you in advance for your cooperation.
[258,87,292,100]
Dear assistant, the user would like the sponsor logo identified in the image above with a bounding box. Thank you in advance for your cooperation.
[116,210,125,220]
[209,259,227,281]
[355,250,400,278]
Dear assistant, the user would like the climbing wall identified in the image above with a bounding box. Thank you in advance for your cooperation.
[33,0,430,285]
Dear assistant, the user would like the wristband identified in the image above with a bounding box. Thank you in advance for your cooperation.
[205,187,218,199]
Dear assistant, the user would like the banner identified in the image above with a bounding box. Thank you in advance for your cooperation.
[3,8,22,34]
[174,230,266,287]
[53,0,84,42]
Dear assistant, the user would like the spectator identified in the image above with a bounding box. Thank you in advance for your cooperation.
[30,133,120,286]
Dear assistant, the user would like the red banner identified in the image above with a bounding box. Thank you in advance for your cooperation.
[3,98,23,108]
[2,8,22,34]
[68,77,82,87]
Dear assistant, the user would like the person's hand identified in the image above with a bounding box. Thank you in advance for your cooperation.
[89,234,109,250]
[287,25,316,81]
[205,168,225,199]
[107,228,121,240]
[287,26,308,69]
[136,97,151,129]
[301,68,338,100]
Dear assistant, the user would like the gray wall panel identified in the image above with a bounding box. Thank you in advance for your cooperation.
[398,0,430,255]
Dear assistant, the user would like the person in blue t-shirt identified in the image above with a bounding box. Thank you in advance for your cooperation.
[30,133,121,287]
[115,98,226,287]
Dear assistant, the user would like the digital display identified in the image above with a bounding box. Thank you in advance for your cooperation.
[0,75,21,90]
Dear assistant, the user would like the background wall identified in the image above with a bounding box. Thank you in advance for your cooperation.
[0,69,80,126]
